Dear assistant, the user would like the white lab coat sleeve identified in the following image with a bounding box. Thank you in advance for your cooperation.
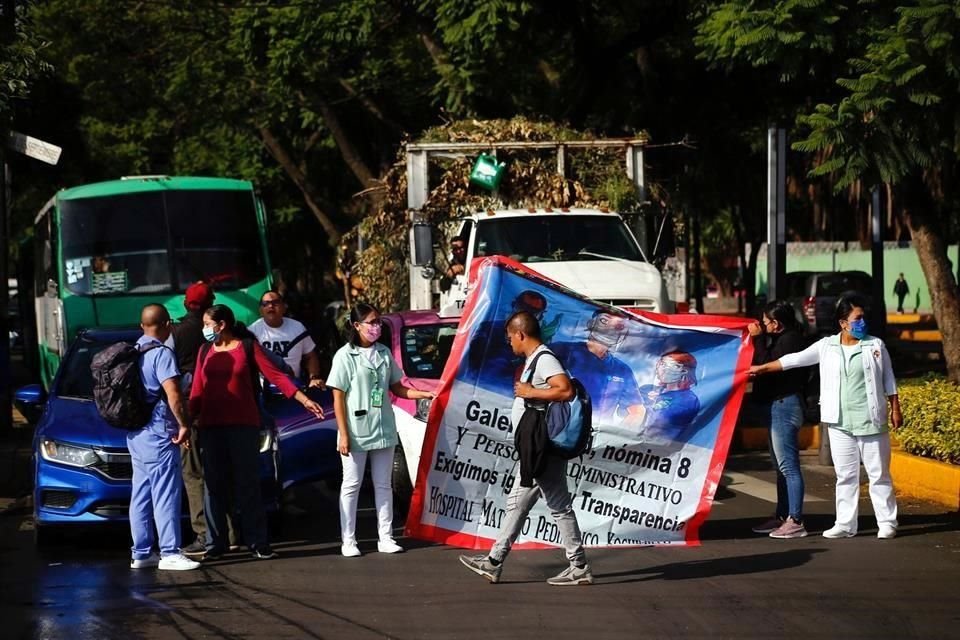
[778,338,824,370]
[881,342,898,397]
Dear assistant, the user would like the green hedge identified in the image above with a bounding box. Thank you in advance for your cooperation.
[897,376,960,464]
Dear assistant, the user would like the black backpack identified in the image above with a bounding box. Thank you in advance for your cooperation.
[91,342,168,430]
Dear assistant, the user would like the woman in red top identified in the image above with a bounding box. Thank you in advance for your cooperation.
[190,304,323,560]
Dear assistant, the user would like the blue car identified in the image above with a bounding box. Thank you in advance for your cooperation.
[14,328,340,546]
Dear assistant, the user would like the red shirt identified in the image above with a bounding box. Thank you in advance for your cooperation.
[189,340,299,428]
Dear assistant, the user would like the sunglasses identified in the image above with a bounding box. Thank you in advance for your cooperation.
[260,299,283,308]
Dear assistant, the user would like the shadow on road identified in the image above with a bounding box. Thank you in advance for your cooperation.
[598,548,827,584]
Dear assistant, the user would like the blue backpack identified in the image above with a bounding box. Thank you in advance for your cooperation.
[524,350,593,459]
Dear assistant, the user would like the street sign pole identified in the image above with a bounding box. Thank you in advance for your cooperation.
[0,156,8,432]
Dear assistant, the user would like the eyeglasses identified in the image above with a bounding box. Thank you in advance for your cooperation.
[360,319,382,326]
[260,299,283,308]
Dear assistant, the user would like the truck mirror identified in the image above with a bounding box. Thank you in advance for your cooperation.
[410,222,434,267]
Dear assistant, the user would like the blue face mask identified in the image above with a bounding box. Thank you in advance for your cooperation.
[847,318,867,340]
[202,326,219,343]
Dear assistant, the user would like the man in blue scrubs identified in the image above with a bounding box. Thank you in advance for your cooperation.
[128,304,200,571]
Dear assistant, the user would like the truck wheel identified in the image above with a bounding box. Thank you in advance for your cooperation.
[392,445,413,517]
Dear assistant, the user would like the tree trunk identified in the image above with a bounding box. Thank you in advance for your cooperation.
[258,126,342,244]
[901,179,960,383]
[305,91,378,188]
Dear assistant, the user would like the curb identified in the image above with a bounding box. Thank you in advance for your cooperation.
[890,449,960,511]
[735,424,820,451]
[736,425,960,510]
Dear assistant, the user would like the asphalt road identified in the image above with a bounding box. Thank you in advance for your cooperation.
[1,442,958,640]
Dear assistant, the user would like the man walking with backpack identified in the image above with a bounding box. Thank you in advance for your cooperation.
[459,311,593,586]
[129,304,200,571]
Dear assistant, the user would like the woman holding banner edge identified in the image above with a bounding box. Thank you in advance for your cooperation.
[750,296,901,540]
[746,300,810,539]
[326,303,434,557]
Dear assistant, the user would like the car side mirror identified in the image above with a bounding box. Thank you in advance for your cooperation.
[14,384,46,424]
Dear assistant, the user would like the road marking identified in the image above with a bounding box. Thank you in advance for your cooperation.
[722,471,826,504]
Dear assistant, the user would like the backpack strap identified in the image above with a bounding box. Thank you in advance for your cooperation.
[522,349,556,384]
[280,330,311,358]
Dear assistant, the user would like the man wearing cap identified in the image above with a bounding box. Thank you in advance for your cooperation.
[249,290,325,387]
[171,282,220,556]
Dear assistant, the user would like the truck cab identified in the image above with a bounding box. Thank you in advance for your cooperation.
[439,208,671,315]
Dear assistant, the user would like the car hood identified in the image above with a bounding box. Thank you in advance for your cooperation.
[527,261,662,298]
[39,396,129,449]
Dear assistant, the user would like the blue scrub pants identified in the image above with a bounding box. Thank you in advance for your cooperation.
[127,428,183,560]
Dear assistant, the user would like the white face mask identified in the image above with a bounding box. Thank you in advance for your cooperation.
[657,358,687,385]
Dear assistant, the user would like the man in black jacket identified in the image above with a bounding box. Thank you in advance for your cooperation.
[459,311,593,586]
[171,282,218,556]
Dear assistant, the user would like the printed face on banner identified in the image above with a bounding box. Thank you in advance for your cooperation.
[405,258,751,548]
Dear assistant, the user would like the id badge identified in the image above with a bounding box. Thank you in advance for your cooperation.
[371,387,384,408]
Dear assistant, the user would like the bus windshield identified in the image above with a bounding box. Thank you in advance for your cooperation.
[60,190,266,295]
[474,215,644,263]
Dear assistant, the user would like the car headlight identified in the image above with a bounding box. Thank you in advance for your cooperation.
[259,430,275,454]
[415,397,433,422]
[40,439,100,468]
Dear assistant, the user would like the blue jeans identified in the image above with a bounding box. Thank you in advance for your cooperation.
[768,394,805,522]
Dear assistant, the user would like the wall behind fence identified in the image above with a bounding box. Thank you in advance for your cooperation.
[754,243,959,313]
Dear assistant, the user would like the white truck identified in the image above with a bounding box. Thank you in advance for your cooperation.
[436,207,673,316]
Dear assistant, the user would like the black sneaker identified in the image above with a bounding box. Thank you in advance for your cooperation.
[201,548,225,562]
[181,540,207,557]
[251,546,278,560]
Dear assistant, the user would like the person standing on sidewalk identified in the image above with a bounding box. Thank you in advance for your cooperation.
[893,274,910,314]
[190,304,324,560]
[129,304,200,571]
[460,311,593,586]
[747,300,810,539]
[750,296,901,540]
[326,303,433,557]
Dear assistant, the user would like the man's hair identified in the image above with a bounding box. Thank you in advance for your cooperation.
[260,289,285,304]
[140,303,171,328]
[451,235,467,246]
[505,310,541,339]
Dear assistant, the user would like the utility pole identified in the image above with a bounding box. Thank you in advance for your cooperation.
[0,0,15,434]
[766,127,787,301]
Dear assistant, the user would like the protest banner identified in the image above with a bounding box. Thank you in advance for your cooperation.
[405,256,752,548]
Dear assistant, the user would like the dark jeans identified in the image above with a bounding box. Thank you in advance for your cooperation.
[199,426,269,552]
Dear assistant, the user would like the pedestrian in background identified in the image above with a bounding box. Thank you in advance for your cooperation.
[249,289,325,387]
[751,296,901,539]
[747,300,810,539]
[460,311,593,585]
[169,281,236,557]
[893,273,910,314]
[326,303,433,557]
[190,304,324,560]
[129,304,199,571]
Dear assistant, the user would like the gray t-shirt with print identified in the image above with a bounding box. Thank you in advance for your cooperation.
[511,345,566,427]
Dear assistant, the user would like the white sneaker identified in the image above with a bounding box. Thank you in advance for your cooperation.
[377,539,404,554]
[341,541,362,557]
[877,525,897,539]
[130,553,160,569]
[158,553,202,571]
[822,525,856,539]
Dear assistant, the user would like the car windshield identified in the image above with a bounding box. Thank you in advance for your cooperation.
[816,273,871,296]
[400,323,457,380]
[60,190,265,295]
[474,215,644,263]
[58,338,134,399]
